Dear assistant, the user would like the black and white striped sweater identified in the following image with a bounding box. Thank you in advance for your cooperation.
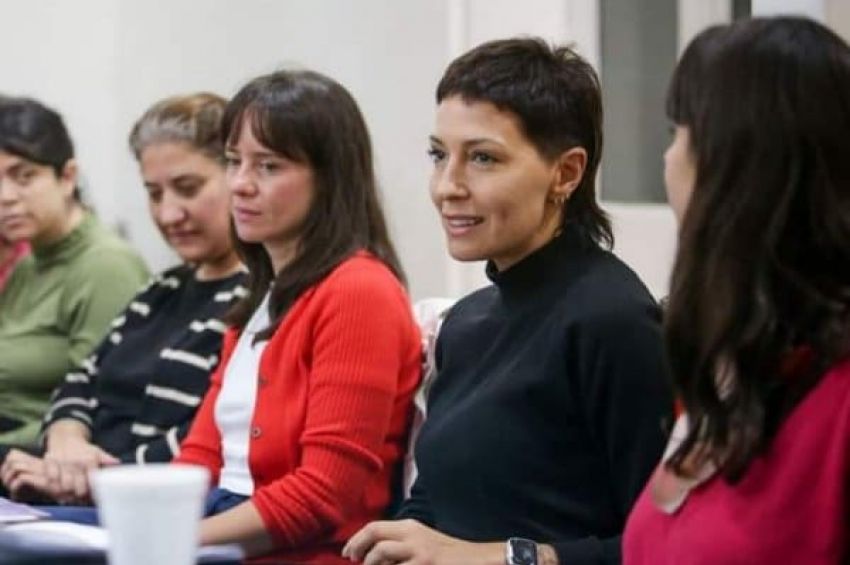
[43,264,247,464]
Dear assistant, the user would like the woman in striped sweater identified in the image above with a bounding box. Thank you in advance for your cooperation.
[0,93,245,503]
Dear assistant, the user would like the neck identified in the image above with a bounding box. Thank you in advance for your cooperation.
[264,239,299,274]
[33,205,85,248]
[196,249,242,281]
[492,217,562,272]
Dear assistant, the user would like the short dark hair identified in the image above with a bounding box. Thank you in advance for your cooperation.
[664,17,850,481]
[0,96,80,201]
[223,70,405,338]
[437,37,612,248]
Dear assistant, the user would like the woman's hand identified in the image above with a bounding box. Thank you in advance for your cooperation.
[42,420,119,502]
[342,519,506,565]
[0,449,50,500]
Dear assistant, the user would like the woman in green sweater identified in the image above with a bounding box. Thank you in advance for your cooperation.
[0,97,149,447]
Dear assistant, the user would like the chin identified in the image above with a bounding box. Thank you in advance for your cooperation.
[2,228,34,243]
[174,251,207,265]
[234,226,265,244]
[170,242,201,261]
[446,243,486,263]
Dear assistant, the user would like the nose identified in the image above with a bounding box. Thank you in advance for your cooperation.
[157,191,187,226]
[0,177,19,205]
[430,158,468,202]
[227,163,257,197]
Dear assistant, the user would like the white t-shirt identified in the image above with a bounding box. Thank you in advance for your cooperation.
[215,293,270,495]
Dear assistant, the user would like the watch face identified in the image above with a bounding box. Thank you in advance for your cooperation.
[509,538,537,565]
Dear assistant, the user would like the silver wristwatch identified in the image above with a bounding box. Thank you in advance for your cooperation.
[506,537,538,565]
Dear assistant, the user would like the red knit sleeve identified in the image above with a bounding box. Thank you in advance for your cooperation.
[173,329,238,482]
[251,260,414,546]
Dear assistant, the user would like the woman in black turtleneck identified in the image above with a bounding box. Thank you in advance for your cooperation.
[344,38,673,565]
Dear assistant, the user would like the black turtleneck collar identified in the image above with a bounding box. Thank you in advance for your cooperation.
[485,223,595,300]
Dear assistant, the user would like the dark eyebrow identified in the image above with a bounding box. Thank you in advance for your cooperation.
[224,146,280,160]
[172,174,203,184]
[255,153,282,161]
[7,162,31,175]
[428,135,505,149]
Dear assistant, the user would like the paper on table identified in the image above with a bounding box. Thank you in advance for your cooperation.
[5,520,107,548]
[0,497,48,523]
[3,520,244,560]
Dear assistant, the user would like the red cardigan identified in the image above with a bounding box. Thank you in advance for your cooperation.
[175,253,421,564]
[623,358,850,564]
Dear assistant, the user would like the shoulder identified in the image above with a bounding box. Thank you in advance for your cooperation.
[561,249,661,329]
[131,264,194,301]
[75,219,146,272]
[216,270,249,292]
[82,218,138,255]
[319,252,406,297]
[816,359,850,411]
[574,248,654,301]
[305,252,413,322]
[442,284,495,323]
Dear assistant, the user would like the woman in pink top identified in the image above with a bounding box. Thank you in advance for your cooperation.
[0,236,28,293]
[623,17,850,565]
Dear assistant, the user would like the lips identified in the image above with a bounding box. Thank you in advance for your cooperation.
[167,230,199,242]
[232,207,261,223]
[442,214,484,236]
[0,214,28,228]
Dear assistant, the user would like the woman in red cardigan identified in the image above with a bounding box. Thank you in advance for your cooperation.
[174,70,421,563]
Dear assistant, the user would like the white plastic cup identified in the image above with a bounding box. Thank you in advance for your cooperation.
[90,464,210,565]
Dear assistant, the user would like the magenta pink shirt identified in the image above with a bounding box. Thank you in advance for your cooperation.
[0,241,29,294]
[623,359,850,565]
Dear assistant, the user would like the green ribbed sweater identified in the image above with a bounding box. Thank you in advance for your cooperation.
[0,214,149,445]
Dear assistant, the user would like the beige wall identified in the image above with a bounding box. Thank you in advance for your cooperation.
[826,0,850,42]
[0,0,680,300]
[1,0,453,300]
[9,1,843,301]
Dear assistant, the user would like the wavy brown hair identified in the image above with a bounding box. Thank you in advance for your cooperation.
[664,17,850,481]
[128,92,227,161]
[223,70,404,338]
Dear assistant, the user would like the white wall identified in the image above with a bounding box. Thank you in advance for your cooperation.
[753,0,824,19]
[826,0,850,41]
[4,0,847,302]
[677,0,731,52]
[0,0,121,226]
[2,0,451,300]
[114,0,453,300]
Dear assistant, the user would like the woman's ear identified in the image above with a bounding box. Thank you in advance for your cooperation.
[59,159,78,199]
[550,146,587,202]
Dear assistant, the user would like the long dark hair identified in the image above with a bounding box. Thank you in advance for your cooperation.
[224,70,405,338]
[436,37,612,249]
[664,17,850,481]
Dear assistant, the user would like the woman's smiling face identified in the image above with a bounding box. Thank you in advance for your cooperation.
[428,96,563,271]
